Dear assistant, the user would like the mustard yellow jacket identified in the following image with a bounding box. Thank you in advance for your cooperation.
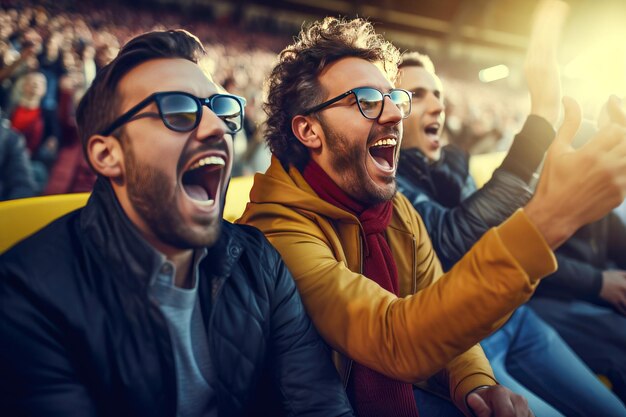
[237,157,557,414]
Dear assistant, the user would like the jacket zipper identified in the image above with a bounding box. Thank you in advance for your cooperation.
[412,237,418,294]
[341,233,364,388]
[207,275,227,361]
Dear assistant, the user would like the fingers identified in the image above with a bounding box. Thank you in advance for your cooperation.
[607,96,626,126]
[491,389,516,416]
[467,393,491,417]
[528,0,569,51]
[525,1,568,125]
[510,393,531,417]
[552,96,582,152]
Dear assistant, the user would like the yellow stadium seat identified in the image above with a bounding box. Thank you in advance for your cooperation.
[468,151,506,188]
[0,192,90,254]
[0,176,255,254]
[224,175,254,223]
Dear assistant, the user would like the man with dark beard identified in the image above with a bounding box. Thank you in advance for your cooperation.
[238,16,626,417]
[0,30,354,417]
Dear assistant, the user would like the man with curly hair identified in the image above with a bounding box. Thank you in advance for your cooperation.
[238,16,626,417]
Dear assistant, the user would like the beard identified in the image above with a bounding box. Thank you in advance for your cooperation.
[320,118,397,205]
[123,143,221,250]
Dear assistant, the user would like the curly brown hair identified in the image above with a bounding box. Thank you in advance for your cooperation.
[264,17,401,169]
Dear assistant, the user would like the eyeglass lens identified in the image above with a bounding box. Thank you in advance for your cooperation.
[211,96,243,132]
[355,88,411,119]
[159,94,198,131]
[158,93,243,133]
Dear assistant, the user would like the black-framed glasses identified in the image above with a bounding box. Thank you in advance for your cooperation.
[100,91,247,136]
[302,87,412,120]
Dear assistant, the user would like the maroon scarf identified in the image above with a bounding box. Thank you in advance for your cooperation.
[303,161,419,417]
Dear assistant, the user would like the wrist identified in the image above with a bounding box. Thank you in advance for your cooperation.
[524,198,573,249]
[530,106,559,127]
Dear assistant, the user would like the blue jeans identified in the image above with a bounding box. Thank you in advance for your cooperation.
[481,306,626,417]
[529,297,626,403]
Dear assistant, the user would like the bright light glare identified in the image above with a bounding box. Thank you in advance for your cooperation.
[479,65,510,83]
[564,36,626,94]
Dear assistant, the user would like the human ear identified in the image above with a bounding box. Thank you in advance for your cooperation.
[87,135,125,179]
[291,115,323,150]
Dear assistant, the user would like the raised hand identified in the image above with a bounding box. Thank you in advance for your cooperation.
[525,96,626,248]
[525,0,569,126]
[600,270,626,315]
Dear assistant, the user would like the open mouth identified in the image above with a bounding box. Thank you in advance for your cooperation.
[424,123,441,139]
[368,137,397,170]
[181,155,225,205]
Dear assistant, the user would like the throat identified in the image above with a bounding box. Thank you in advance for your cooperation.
[171,251,195,289]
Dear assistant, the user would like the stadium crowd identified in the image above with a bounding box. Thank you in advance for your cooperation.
[0,1,625,416]
[0,0,531,200]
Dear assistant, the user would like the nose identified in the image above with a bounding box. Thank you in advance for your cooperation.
[378,95,403,125]
[195,105,227,141]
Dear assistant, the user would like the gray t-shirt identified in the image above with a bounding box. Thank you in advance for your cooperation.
[149,250,217,417]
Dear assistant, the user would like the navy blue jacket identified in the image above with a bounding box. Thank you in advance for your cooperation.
[0,178,353,417]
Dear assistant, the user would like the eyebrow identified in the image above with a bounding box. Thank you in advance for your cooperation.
[406,86,442,96]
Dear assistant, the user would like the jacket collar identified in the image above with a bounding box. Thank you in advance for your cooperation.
[397,148,431,183]
[79,177,240,291]
[250,156,361,225]
[250,156,415,237]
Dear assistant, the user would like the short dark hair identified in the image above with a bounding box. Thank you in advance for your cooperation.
[264,17,401,169]
[76,29,206,165]
[398,51,436,73]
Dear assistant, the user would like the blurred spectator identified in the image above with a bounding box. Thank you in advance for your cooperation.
[0,39,38,111]
[77,41,96,88]
[43,71,95,194]
[38,31,65,145]
[10,71,46,154]
[0,116,37,200]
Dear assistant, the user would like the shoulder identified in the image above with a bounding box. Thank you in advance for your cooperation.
[0,210,83,283]
[391,192,426,232]
[223,220,274,249]
[222,220,282,267]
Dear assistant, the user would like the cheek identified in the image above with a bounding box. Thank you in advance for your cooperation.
[403,117,419,139]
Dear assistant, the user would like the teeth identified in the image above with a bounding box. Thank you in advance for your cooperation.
[188,156,225,171]
[196,199,215,207]
[371,138,397,148]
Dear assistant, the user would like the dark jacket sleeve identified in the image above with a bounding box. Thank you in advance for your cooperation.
[608,212,626,269]
[407,170,530,269]
[0,260,98,417]
[535,212,625,303]
[399,115,555,270]
[534,253,604,302]
[0,124,37,200]
[265,245,354,417]
[499,115,555,183]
